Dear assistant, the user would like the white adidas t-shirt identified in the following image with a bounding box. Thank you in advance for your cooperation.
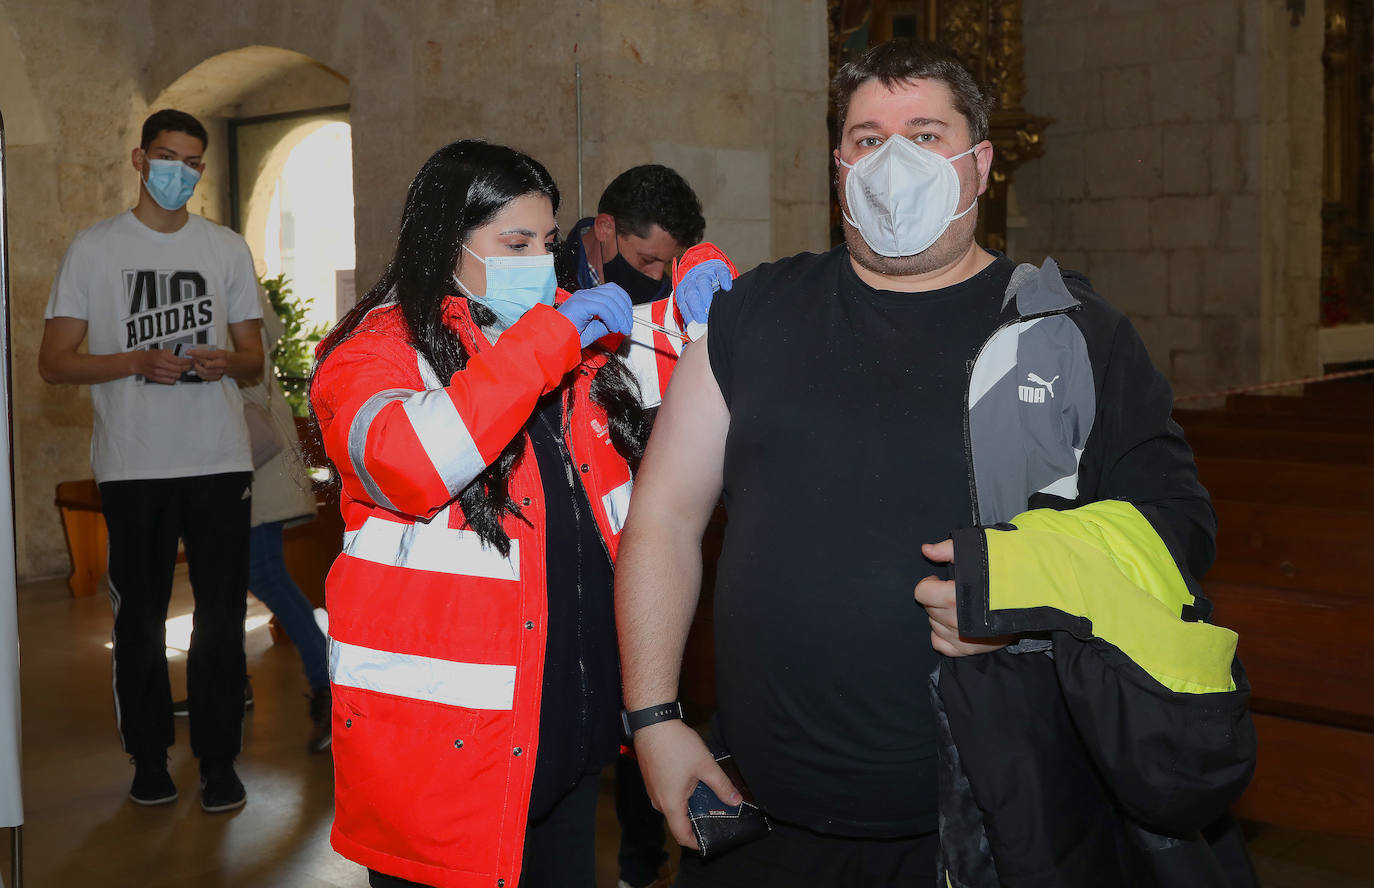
[45,211,263,483]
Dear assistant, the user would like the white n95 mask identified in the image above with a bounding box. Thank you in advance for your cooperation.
[839,135,978,258]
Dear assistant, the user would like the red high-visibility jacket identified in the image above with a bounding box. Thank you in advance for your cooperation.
[311,245,733,888]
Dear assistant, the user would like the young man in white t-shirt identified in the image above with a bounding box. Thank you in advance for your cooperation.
[38,109,264,813]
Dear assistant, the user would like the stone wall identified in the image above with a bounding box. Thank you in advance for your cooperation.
[1,0,1329,581]
[0,0,831,580]
[1258,0,1324,385]
[1012,0,1323,397]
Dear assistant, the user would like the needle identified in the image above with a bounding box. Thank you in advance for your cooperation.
[633,316,690,342]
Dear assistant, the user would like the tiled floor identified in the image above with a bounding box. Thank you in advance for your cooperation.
[0,570,1368,886]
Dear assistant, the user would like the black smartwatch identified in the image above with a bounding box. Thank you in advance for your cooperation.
[620,701,685,737]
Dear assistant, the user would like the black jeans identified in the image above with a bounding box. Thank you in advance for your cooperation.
[367,770,602,888]
[676,818,938,888]
[100,472,251,762]
[617,753,668,886]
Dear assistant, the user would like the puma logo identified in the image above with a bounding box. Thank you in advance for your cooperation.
[1018,372,1061,404]
[1026,373,1059,399]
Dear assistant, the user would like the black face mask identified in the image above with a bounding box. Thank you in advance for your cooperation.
[604,249,670,305]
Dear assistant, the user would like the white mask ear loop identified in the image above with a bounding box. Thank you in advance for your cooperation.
[944,145,981,221]
[837,154,864,231]
[454,244,485,298]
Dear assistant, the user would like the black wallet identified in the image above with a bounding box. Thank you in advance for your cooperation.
[686,752,772,857]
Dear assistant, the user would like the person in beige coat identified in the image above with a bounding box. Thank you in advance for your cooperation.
[240,289,331,752]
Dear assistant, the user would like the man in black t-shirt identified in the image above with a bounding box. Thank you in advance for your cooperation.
[616,39,1005,885]
[616,38,1252,888]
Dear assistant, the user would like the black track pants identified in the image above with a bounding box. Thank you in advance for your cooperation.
[100,472,251,762]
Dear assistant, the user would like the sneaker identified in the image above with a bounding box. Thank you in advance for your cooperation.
[199,758,246,813]
[173,677,253,718]
[129,756,177,806]
[307,687,332,754]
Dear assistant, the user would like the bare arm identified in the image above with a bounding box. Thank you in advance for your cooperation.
[38,316,191,385]
[617,334,728,709]
[189,318,264,384]
[615,333,740,848]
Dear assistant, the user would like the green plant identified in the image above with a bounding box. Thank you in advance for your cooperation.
[260,273,328,417]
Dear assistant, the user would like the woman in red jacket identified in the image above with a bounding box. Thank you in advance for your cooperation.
[310,141,728,888]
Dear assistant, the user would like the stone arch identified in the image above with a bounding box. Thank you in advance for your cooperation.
[140,46,351,232]
[148,46,345,120]
[240,117,350,279]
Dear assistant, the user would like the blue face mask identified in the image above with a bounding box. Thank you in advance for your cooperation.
[143,158,201,211]
[454,244,557,332]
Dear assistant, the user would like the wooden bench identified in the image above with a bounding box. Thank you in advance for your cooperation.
[1180,423,1373,464]
[1174,405,1374,435]
[1195,456,1374,509]
[1225,391,1374,418]
[1174,395,1374,840]
[1303,379,1374,401]
[54,480,108,598]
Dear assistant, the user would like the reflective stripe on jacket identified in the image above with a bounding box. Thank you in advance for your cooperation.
[311,244,731,888]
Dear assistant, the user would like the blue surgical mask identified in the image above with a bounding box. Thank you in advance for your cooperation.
[143,158,201,211]
[454,244,557,332]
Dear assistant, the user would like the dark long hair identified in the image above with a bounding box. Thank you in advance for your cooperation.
[312,140,650,554]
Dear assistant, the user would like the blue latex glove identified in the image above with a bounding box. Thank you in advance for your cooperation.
[676,259,733,326]
[558,282,633,347]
